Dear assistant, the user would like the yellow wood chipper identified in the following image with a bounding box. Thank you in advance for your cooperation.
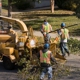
[0,16,66,70]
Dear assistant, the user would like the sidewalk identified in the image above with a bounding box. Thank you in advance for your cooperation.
[33,30,80,40]
[33,30,58,38]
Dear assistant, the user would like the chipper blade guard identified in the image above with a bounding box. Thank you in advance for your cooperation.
[50,37,66,64]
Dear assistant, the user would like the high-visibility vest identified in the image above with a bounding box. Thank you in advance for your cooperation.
[42,24,51,33]
[40,50,51,64]
[61,28,69,39]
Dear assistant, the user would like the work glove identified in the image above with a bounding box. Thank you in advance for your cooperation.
[57,30,62,35]
[43,32,47,37]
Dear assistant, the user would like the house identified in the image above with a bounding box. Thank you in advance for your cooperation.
[29,0,51,8]
[34,0,51,8]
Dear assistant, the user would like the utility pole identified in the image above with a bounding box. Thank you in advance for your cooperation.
[0,0,2,15]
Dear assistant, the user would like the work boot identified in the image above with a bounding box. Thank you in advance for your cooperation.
[62,54,65,57]
[48,79,52,80]
[67,52,70,56]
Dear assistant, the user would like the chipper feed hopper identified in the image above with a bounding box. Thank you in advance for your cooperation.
[0,16,66,70]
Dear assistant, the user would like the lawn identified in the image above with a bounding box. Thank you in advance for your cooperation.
[12,9,80,36]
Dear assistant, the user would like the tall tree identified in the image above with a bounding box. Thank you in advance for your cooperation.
[0,0,2,15]
[8,0,12,17]
[51,0,54,13]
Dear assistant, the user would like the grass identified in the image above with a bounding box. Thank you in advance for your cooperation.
[12,9,80,36]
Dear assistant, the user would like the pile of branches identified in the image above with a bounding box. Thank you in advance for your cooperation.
[17,59,70,80]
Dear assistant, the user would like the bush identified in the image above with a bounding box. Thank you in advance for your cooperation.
[68,38,80,54]
[14,0,32,10]
[55,0,66,8]
[55,0,79,11]
[62,0,77,10]
[76,1,80,18]
[2,0,8,7]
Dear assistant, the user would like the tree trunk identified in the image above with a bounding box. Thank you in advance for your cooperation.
[8,0,12,17]
[0,0,2,15]
[51,0,54,13]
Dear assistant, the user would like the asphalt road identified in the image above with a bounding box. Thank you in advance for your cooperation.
[59,54,80,80]
[0,54,80,80]
[0,60,19,80]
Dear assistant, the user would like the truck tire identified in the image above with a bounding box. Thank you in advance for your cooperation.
[3,57,14,70]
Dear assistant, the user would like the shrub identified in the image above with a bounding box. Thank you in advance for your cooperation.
[2,0,8,7]
[55,0,66,8]
[55,0,79,11]
[68,38,80,54]
[62,0,77,10]
[76,1,80,18]
[12,0,33,10]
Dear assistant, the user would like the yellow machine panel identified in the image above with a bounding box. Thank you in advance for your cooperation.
[3,47,14,55]
[0,34,14,42]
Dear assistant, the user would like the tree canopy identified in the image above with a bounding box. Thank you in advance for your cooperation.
[2,0,80,18]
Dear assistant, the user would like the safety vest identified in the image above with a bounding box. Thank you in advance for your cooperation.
[42,24,51,33]
[61,28,69,39]
[40,50,51,64]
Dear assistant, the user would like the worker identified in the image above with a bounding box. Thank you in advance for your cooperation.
[39,43,57,80]
[40,19,52,43]
[58,22,70,57]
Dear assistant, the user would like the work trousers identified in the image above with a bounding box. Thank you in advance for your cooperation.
[60,42,70,56]
[44,33,51,43]
[40,66,52,80]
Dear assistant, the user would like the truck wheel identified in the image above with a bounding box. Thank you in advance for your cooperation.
[3,57,14,70]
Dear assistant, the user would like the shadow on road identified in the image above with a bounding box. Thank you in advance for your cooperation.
[0,61,18,73]
[0,61,19,80]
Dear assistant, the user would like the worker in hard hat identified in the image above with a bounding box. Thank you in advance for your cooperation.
[58,22,70,57]
[40,19,52,43]
[39,43,57,80]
